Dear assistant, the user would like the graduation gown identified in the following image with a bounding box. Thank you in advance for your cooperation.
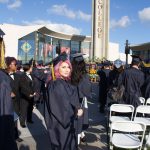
[97,69,111,108]
[45,79,79,150]
[144,75,150,99]
[122,67,145,107]
[77,74,92,132]
[0,70,18,150]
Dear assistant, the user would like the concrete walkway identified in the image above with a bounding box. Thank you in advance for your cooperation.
[17,83,108,150]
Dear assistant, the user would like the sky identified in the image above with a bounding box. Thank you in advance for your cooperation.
[0,0,150,52]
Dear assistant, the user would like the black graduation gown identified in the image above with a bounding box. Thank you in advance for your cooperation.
[97,69,111,107]
[32,68,46,102]
[9,73,21,116]
[77,74,92,132]
[122,67,145,107]
[144,75,150,99]
[0,70,18,150]
[45,79,79,150]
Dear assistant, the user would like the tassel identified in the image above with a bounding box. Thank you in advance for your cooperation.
[142,61,150,67]
[51,63,56,81]
[0,40,6,69]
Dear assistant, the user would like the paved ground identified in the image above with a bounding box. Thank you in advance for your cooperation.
[17,83,108,150]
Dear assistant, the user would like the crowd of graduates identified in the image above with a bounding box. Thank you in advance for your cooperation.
[97,56,150,113]
[0,48,92,150]
[0,38,150,150]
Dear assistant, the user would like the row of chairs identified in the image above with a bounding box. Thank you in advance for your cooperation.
[139,97,150,105]
[107,103,150,150]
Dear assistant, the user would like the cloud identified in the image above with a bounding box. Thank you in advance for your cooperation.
[22,19,81,35]
[22,20,52,25]
[77,10,91,21]
[47,4,76,19]
[138,7,150,22]
[47,4,91,21]
[110,16,131,29]
[0,0,9,3]
[7,0,22,9]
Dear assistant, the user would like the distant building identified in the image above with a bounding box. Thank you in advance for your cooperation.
[0,24,91,63]
[130,42,150,61]
[0,23,126,62]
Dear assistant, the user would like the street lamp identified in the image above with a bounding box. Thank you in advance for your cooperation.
[125,40,130,65]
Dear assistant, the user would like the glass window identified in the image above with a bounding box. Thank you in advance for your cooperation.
[81,42,91,55]
[71,41,80,54]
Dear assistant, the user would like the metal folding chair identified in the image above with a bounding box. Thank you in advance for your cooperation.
[110,121,146,150]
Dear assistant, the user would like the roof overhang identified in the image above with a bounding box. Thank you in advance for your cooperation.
[130,42,150,51]
[20,26,91,42]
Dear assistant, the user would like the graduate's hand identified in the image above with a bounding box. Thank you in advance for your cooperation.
[29,94,34,97]
[77,109,83,117]
[11,92,16,98]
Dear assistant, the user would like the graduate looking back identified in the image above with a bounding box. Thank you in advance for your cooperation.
[45,52,83,150]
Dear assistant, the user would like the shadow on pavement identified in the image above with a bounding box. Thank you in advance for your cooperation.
[27,106,51,150]
[79,144,107,150]
[19,145,30,150]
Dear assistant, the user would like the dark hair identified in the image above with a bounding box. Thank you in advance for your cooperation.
[5,57,17,67]
[71,59,87,85]
[131,61,140,67]
[23,63,31,72]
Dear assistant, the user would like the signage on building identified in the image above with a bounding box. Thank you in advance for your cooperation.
[97,0,103,39]
[21,41,32,53]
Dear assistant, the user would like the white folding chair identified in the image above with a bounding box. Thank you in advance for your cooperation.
[146,98,150,105]
[107,104,135,145]
[109,104,134,124]
[139,97,146,105]
[110,121,146,150]
[134,105,150,149]
[134,105,150,126]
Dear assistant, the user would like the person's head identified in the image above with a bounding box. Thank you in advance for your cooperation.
[5,57,17,72]
[114,59,123,69]
[52,52,72,80]
[131,55,142,68]
[54,60,72,80]
[23,63,32,73]
[70,53,86,85]
[103,60,111,69]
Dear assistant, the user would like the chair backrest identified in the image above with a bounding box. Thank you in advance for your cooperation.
[146,98,150,105]
[109,104,134,120]
[139,97,145,105]
[110,121,146,148]
[134,105,150,116]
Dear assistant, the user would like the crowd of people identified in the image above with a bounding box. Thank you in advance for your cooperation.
[0,48,92,150]
[97,56,150,113]
[0,38,150,150]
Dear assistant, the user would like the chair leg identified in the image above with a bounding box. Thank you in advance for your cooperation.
[109,145,113,150]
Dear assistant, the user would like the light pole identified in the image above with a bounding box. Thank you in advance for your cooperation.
[125,40,130,66]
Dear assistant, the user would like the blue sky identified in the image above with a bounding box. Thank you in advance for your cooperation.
[0,0,150,52]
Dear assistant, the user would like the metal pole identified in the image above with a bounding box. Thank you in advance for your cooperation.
[125,40,130,66]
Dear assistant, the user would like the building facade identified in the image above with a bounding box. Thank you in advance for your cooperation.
[0,24,91,63]
[130,42,150,61]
